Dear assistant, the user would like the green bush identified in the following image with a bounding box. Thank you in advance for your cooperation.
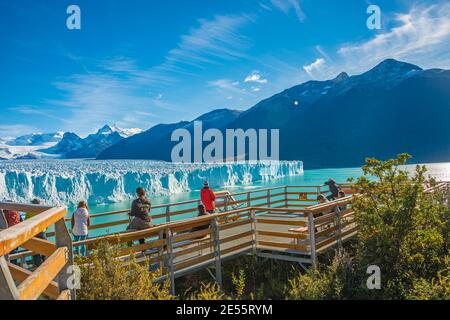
[76,241,173,300]
[286,250,362,300]
[350,154,449,299]
[187,282,227,300]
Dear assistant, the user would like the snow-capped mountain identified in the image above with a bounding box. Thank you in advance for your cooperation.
[41,132,83,155]
[42,125,143,159]
[8,132,64,146]
[103,124,143,138]
[0,132,64,160]
[0,125,142,160]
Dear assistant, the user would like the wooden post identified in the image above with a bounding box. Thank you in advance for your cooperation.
[0,209,7,230]
[308,212,317,269]
[166,228,176,295]
[224,197,228,212]
[166,206,170,223]
[0,256,19,300]
[250,210,257,255]
[211,217,222,290]
[284,186,288,207]
[0,211,8,263]
[54,219,75,300]
[158,229,165,272]
[335,207,342,251]
[247,192,251,207]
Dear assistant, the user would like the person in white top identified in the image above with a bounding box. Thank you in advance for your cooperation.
[71,201,90,256]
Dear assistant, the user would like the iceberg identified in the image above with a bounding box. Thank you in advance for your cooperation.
[0,160,303,206]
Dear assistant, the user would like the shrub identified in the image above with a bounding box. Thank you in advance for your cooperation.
[76,241,173,300]
[286,250,360,300]
[187,282,227,300]
[351,153,450,299]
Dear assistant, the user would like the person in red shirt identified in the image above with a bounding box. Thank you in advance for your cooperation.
[200,181,216,213]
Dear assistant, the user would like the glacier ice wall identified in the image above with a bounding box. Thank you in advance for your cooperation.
[0,160,303,206]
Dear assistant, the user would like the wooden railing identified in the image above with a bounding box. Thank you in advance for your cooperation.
[7,183,358,267]
[58,184,356,236]
[67,187,360,294]
[0,203,74,300]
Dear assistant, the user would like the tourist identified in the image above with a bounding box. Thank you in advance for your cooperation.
[316,194,330,217]
[200,181,216,213]
[26,199,46,267]
[336,190,348,212]
[2,207,21,265]
[324,178,340,200]
[192,204,210,234]
[127,187,152,245]
[71,201,90,256]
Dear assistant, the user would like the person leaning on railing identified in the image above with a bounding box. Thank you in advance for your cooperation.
[324,178,340,200]
[127,187,152,245]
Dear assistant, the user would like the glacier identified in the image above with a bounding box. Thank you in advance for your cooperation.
[0,160,303,206]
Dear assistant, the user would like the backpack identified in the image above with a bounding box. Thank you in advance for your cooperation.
[3,210,20,227]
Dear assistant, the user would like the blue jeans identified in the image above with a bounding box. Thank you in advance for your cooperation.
[73,235,88,256]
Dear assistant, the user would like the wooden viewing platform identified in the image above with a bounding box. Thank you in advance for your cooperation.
[1,182,449,299]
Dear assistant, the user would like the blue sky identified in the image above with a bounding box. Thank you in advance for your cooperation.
[1,0,449,137]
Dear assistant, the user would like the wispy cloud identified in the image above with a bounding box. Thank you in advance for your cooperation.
[0,124,40,138]
[44,61,179,134]
[8,105,65,122]
[244,71,268,83]
[162,14,253,72]
[208,79,246,97]
[338,3,450,72]
[303,58,326,77]
[270,0,305,22]
[23,14,255,134]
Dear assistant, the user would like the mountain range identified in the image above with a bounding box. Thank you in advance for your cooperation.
[42,124,142,158]
[0,125,142,160]
[97,59,450,168]
[3,59,450,168]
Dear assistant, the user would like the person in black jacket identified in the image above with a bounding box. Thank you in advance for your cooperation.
[324,178,340,200]
[127,187,152,245]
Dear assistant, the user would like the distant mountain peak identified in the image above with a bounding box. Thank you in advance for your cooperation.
[97,124,142,138]
[332,72,349,83]
[367,59,422,76]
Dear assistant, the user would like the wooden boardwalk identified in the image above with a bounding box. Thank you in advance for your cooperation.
[1,182,448,299]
